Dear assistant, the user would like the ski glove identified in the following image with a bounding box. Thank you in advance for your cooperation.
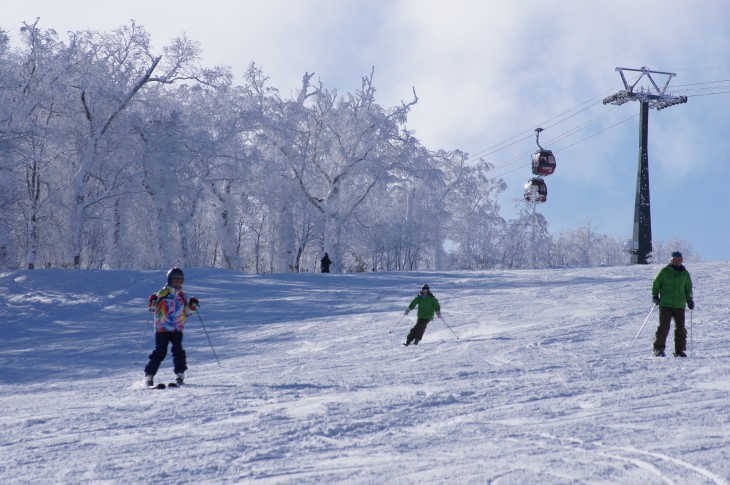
[652,295,660,306]
[687,300,695,310]
[189,297,200,311]
[148,294,158,312]
[404,309,410,316]
[437,311,442,319]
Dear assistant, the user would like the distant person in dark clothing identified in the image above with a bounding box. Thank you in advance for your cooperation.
[321,253,331,273]
[403,284,441,346]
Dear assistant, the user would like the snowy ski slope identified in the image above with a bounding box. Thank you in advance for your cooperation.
[1,263,729,484]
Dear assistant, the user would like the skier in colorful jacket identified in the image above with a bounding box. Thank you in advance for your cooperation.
[651,252,694,357]
[143,267,199,386]
[403,284,441,346]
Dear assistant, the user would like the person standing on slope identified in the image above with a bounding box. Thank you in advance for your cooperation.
[144,267,199,386]
[321,252,331,273]
[403,284,441,346]
[651,251,694,357]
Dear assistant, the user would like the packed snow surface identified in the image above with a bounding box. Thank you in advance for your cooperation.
[1,263,729,484]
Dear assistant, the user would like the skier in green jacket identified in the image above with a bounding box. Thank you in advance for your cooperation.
[403,284,441,346]
[651,251,694,357]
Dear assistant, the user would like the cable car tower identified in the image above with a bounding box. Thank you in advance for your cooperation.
[603,67,687,264]
[524,128,556,203]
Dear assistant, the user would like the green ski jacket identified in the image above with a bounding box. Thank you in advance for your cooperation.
[408,294,441,320]
[652,264,693,309]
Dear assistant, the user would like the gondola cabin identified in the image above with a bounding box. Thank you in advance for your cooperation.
[531,150,556,176]
[524,177,547,203]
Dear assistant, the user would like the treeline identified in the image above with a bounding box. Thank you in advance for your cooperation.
[0,21,696,272]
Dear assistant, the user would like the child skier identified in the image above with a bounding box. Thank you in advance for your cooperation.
[144,267,199,387]
[403,284,441,346]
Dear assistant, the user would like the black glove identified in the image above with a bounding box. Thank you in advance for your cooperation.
[687,300,694,310]
[189,297,199,311]
[652,295,660,306]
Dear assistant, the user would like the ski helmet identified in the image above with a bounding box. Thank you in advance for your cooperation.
[167,267,184,284]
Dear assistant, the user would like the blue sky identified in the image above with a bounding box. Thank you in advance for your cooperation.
[5,0,730,261]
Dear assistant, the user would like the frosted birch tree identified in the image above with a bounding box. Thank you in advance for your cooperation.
[1,21,80,269]
[0,28,19,268]
[503,199,553,269]
[278,69,419,272]
[439,155,507,270]
[65,22,224,268]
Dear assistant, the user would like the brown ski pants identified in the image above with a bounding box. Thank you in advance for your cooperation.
[653,307,686,353]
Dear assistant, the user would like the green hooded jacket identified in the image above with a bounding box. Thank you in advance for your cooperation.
[652,264,693,309]
[408,293,441,320]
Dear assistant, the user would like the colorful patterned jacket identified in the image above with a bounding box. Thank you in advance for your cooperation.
[148,285,194,332]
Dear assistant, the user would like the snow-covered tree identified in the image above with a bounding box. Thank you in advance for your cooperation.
[2,21,76,269]
[0,28,21,268]
[274,69,420,272]
[65,22,228,268]
[652,236,700,263]
[436,154,507,270]
[0,21,676,272]
[499,198,553,269]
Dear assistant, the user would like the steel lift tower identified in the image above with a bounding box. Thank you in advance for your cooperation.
[603,67,687,264]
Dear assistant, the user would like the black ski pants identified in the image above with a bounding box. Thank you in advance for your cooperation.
[406,319,431,344]
[144,331,188,376]
[653,307,686,353]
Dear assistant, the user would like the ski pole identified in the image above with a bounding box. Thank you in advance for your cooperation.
[438,314,460,340]
[626,304,657,357]
[389,313,407,334]
[135,311,153,363]
[690,309,693,357]
[195,309,222,366]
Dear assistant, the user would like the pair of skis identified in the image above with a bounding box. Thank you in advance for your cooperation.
[148,381,182,389]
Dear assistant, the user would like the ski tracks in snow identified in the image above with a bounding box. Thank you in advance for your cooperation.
[2,265,730,483]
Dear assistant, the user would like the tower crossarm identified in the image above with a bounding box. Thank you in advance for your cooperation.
[603,66,687,110]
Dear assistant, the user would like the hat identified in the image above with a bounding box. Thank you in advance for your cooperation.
[422,284,430,291]
[671,251,683,258]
